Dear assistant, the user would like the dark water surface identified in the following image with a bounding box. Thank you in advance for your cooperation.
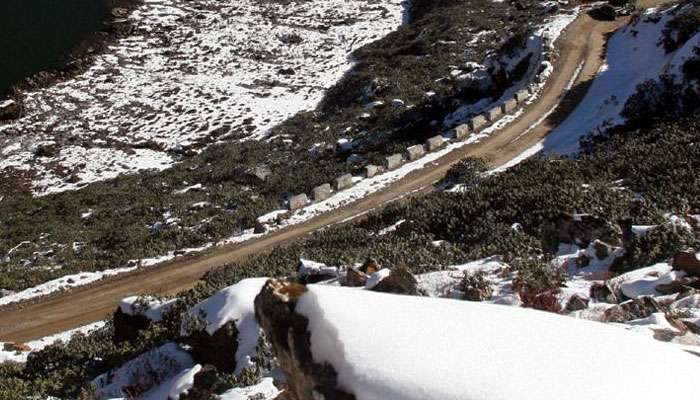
[0,0,109,94]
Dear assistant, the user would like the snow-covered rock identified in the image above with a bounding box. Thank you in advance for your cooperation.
[258,281,699,400]
[181,278,268,374]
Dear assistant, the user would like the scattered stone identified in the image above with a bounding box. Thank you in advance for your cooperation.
[383,153,403,170]
[603,296,662,323]
[404,144,425,161]
[334,174,353,191]
[370,267,418,295]
[254,280,355,400]
[514,89,529,103]
[501,98,518,114]
[469,115,487,131]
[565,294,590,312]
[485,107,502,122]
[312,183,332,202]
[364,164,380,178]
[454,124,471,139]
[425,135,445,151]
[672,251,700,277]
[288,194,309,211]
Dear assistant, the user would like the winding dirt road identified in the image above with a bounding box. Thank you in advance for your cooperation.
[0,12,626,343]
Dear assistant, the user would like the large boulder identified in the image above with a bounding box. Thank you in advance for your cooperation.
[254,280,355,400]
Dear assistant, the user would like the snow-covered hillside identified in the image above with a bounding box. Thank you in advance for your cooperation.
[516,3,700,158]
[0,0,407,195]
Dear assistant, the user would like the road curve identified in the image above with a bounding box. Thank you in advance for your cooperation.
[0,13,625,343]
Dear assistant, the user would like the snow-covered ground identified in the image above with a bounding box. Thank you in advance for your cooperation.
[0,0,408,195]
[0,321,105,363]
[295,284,699,400]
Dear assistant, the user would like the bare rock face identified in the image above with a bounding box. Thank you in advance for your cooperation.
[254,280,355,400]
[672,251,700,277]
[603,297,662,323]
[370,267,419,295]
[543,213,622,250]
[113,307,151,343]
[183,321,239,374]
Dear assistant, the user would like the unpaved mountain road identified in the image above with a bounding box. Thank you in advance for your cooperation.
[0,13,629,343]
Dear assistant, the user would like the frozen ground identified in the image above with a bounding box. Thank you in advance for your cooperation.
[0,0,407,195]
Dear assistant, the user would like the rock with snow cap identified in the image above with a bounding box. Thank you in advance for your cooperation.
[180,278,269,374]
[369,267,418,295]
[297,259,339,284]
[254,279,355,400]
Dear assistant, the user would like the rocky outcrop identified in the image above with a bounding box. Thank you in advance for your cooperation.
[113,307,151,343]
[254,280,355,400]
[590,282,619,304]
[182,322,239,374]
[603,297,662,323]
[370,267,419,295]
